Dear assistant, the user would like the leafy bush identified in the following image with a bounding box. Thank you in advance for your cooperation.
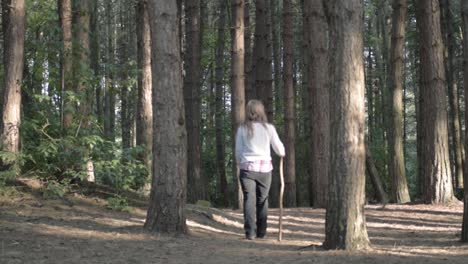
[106,195,130,212]
[20,95,149,192]
[42,180,68,199]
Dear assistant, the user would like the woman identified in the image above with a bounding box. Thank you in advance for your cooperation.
[235,100,285,240]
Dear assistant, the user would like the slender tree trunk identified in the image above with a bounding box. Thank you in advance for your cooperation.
[90,0,101,124]
[253,0,273,120]
[215,0,228,207]
[306,0,329,209]
[136,0,153,191]
[75,0,91,122]
[366,19,375,145]
[59,0,73,129]
[301,0,313,206]
[389,0,411,203]
[264,0,273,122]
[461,0,468,243]
[244,0,254,102]
[0,0,26,174]
[120,6,131,150]
[145,0,187,234]
[416,0,455,204]
[231,0,246,210]
[104,0,116,142]
[440,0,464,190]
[271,0,281,118]
[282,0,296,207]
[366,144,389,204]
[323,0,370,250]
[184,0,206,203]
[74,0,94,182]
[380,2,391,160]
[253,0,277,206]
[0,2,3,127]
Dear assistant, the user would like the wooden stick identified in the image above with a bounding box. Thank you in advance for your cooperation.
[278,157,284,241]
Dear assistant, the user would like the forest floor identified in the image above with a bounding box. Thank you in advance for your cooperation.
[1,179,468,264]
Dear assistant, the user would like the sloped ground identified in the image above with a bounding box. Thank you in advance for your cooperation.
[0,179,467,264]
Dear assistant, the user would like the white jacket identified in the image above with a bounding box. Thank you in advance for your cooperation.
[235,122,285,165]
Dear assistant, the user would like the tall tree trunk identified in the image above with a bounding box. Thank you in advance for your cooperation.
[306,0,329,209]
[301,0,313,206]
[184,0,206,203]
[104,0,116,142]
[389,0,411,203]
[271,0,281,118]
[440,0,464,190]
[136,0,153,191]
[461,0,468,243]
[323,0,370,250]
[215,0,228,207]
[120,5,131,150]
[0,2,3,127]
[379,1,391,159]
[416,0,455,204]
[145,0,187,234]
[282,0,296,207]
[59,0,73,129]
[231,0,246,209]
[253,0,277,206]
[365,18,375,145]
[253,0,273,119]
[244,0,254,102]
[75,0,94,182]
[90,0,101,124]
[0,0,26,174]
[75,0,91,123]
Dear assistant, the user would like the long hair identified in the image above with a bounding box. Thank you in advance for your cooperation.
[243,100,268,138]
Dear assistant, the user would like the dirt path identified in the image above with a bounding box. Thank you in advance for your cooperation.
[1,183,467,264]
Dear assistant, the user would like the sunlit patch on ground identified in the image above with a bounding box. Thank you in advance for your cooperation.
[1,184,468,263]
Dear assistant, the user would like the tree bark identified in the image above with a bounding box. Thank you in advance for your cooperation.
[145,0,187,234]
[440,0,464,190]
[306,0,329,209]
[231,0,246,210]
[461,0,468,243]
[323,0,370,250]
[104,0,116,142]
[365,19,374,145]
[388,0,411,203]
[271,0,281,118]
[75,0,91,123]
[252,0,273,120]
[90,0,101,124]
[366,144,389,204]
[0,0,26,174]
[184,0,206,203]
[215,0,228,207]
[282,0,296,207]
[416,0,455,204]
[136,0,153,191]
[120,6,131,150]
[59,0,73,129]
[244,0,254,102]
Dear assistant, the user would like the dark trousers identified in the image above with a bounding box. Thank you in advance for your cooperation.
[240,169,272,238]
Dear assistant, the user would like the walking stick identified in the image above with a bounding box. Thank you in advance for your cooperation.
[278,157,284,241]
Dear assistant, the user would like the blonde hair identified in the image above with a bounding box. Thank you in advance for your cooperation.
[243,100,268,138]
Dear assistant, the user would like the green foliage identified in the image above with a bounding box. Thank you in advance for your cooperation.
[94,144,149,191]
[106,195,130,212]
[42,180,68,199]
[20,93,148,191]
[0,151,22,185]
